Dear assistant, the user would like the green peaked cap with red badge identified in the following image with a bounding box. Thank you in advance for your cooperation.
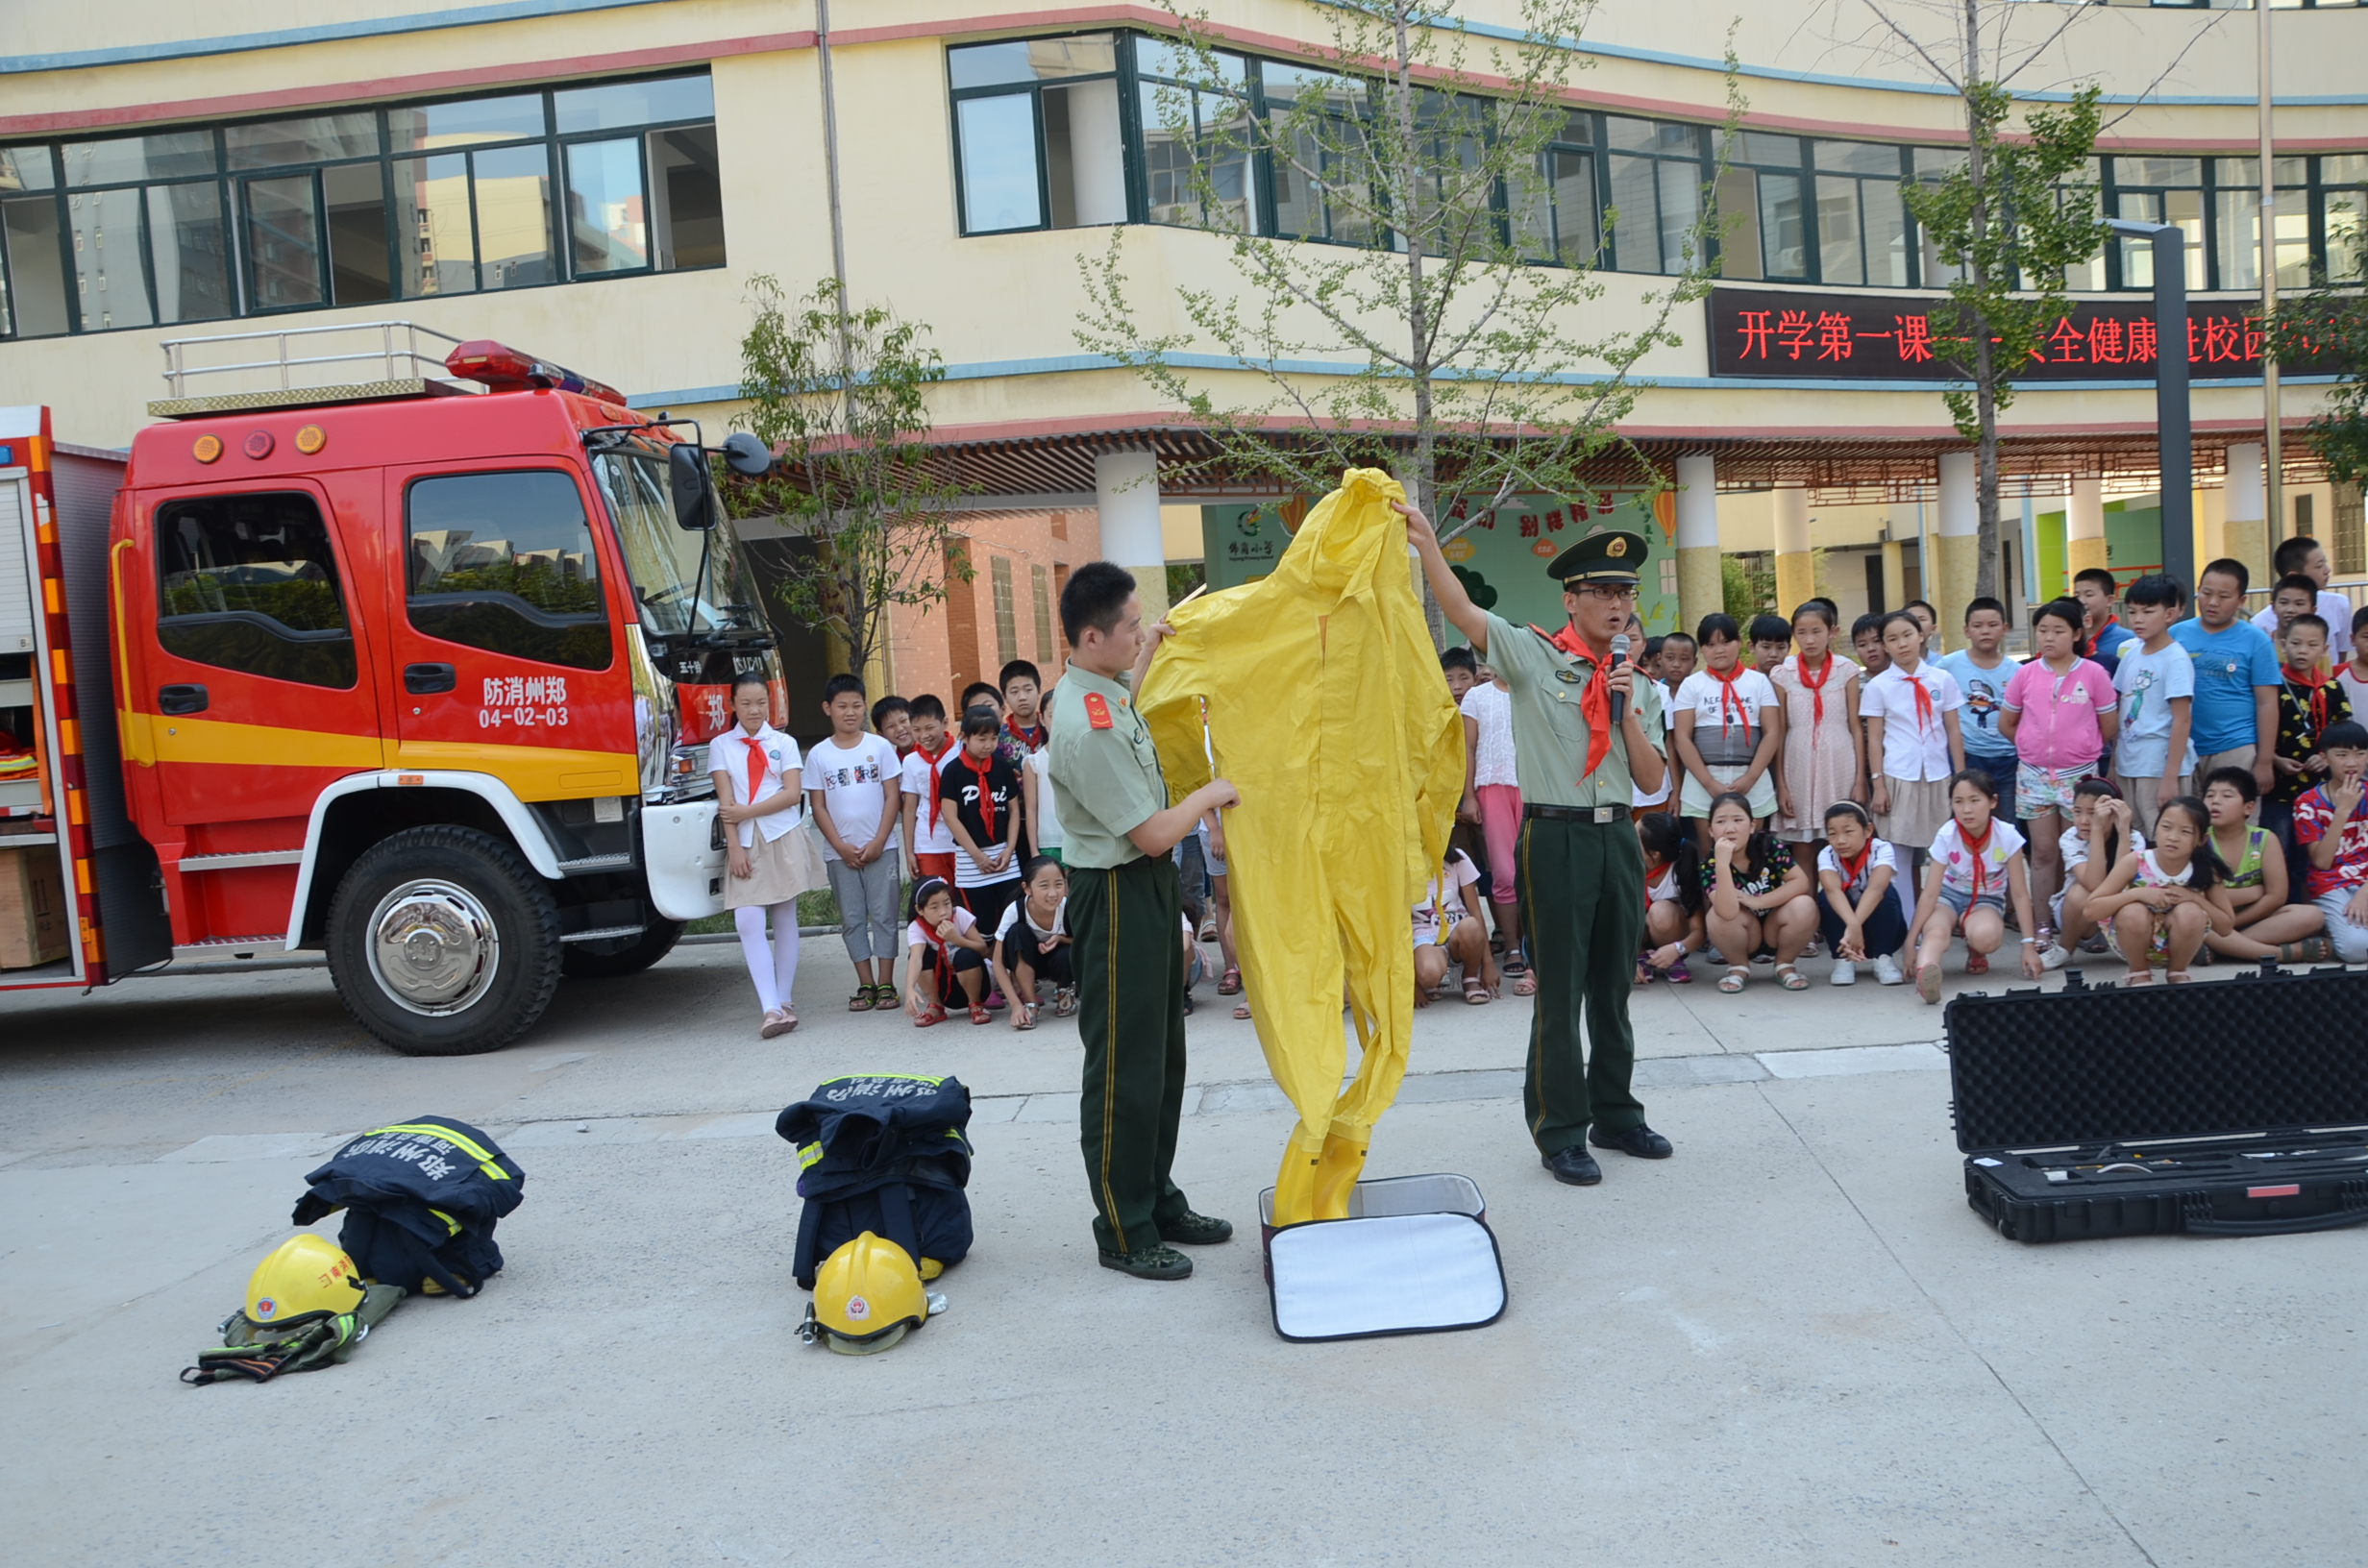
[1546,528,1648,586]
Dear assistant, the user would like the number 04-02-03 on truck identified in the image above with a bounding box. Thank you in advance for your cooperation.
[0,321,782,1054]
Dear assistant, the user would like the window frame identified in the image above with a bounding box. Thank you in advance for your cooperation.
[0,69,722,340]
[401,465,617,674]
[945,33,1125,236]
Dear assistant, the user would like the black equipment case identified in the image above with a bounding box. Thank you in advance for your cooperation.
[1946,967,2368,1243]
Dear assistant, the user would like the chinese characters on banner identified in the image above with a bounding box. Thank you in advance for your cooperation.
[1707,287,2343,381]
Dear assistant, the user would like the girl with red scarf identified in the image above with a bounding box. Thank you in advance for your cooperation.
[1814,801,1909,987]
[1773,601,1866,848]
[936,708,1026,942]
[1672,615,1783,850]
[1906,769,2043,1003]
[900,877,992,1025]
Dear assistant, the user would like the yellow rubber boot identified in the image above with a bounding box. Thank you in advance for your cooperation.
[1270,1138,1324,1228]
[1311,1128,1369,1221]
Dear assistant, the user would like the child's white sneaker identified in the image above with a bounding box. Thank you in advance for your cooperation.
[1830,960,1858,987]
[2038,941,2070,970]
[1873,952,1906,986]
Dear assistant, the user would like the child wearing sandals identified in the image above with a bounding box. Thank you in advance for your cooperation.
[1817,801,1908,987]
[1698,791,1819,992]
[1864,610,1966,898]
[712,674,826,1039]
[2082,795,2234,986]
[1772,600,1865,852]
[2000,597,2119,959]
[1909,769,2043,1003]
[2199,766,2333,964]
[902,877,992,1025]
[1414,846,1496,1007]
[2042,778,2142,966]
[1637,811,1703,985]
[992,856,1075,1029]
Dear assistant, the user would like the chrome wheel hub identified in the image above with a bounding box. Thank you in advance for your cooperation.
[366,879,501,1016]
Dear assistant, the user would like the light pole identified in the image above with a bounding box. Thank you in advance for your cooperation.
[2258,0,2283,539]
[2107,217,2194,592]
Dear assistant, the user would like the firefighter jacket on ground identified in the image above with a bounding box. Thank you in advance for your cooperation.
[777,1075,974,1290]
[1139,470,1464,1225]
[292,1116,525,1297]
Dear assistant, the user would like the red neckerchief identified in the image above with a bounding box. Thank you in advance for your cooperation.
[1959,818,1995,897]
[1796,652,1836,728]
[953,749,999,841]
[1004,715,1047,750]
[2085,615,2120,658]
[1896,662,1936,731]
[1709,662,1752,741]
[740,731,768,812]
[1531,622,1615,780]
[915,736,953,830]
[919,910,956,974]
[2285,664,2333,733]
[1836,841,1873,893]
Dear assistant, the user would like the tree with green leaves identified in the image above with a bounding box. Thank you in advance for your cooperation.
[730,275,972,682]
[1076,0,1734,635]
[2273,223,2368,488]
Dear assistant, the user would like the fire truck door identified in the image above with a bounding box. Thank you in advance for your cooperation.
[145,481,384,828]
[387,464,634,797]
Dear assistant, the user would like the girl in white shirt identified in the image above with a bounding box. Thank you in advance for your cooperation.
[1862,611,1967,896]
[902,877,991,1026]
[709,674,826,1037]
[1906,768,2042,1003]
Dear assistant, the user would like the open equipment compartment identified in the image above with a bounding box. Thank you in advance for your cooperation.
[1256,1174,1505,1342]
[1946,968,2368,1243]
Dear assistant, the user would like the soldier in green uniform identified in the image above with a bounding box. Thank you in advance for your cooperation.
[1045,562,1243,1279]
[1403,504,1673,1186]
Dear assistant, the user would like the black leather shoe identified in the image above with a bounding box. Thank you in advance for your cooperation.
[1542,1146,1602,1186]
[1158,1211,1234,1245]
[1590,1123,1674,1159]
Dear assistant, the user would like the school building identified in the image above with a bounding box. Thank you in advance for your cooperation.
[5,0,2365,717]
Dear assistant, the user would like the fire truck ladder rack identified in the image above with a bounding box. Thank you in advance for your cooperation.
[150,320,480,418]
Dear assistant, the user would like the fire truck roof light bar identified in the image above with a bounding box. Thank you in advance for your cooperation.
[443,341,626,404]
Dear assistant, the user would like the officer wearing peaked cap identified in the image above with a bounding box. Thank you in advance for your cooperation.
[1401,506,1674,1187]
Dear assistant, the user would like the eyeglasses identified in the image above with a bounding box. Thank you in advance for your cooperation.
[1572,584,1640,603]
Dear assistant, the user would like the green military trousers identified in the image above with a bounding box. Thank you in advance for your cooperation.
[1069,853,1194,1256]
[1517,813,1648,1154]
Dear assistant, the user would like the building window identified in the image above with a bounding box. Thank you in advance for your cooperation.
[989,555,1019,670]
[1513,111,1598,269]
[1136,37,1261,233]
[2320,155,2366,283]
[2335,483,2365,579]
[0,71,722,339]
[2109,157,2207,291]
[948,35,1126,234]
[1603,116,1706,277]
[1031,562,1054,662]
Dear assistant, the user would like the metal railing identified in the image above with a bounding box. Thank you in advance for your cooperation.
[158,320,471,399]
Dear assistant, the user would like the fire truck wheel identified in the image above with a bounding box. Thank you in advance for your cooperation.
[560,918,685,979]
[326,826,563,1056]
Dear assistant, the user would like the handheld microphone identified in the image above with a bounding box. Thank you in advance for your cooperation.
[1608,633,1631,725]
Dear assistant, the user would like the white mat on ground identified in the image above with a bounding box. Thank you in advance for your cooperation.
[1267,1210,1506,1341]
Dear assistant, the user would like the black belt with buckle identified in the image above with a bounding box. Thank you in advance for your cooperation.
[1525,803,1623,824]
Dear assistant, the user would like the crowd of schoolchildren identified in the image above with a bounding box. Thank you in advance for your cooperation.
[706,534,2368,1036]
[1495,530,2368,1008]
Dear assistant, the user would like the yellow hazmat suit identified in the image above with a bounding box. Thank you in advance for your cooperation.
[1140,470,1466,1225]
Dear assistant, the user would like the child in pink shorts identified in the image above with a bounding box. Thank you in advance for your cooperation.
[2000,597,2120,950]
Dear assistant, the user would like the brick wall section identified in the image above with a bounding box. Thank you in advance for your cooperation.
[883,506,1101,713]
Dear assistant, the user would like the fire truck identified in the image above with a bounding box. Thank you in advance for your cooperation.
[0,322,784,1054]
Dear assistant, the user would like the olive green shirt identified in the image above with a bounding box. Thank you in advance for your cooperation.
[1046,660,1169,870]
[1480,611,1660,810]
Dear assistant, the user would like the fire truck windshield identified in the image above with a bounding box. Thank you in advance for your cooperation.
[590,446,762,641]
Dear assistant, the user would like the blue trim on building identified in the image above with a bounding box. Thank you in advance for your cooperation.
[0,0,673,74]
[626,355,2336,408]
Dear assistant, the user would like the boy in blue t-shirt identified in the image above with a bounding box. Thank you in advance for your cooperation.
[2171,558,2282,799]
[2074,568,2134,676]
[1935,596,2023,821]
[2112,574,2197,839]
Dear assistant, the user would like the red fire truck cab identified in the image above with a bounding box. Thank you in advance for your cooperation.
[0,323,780,1054]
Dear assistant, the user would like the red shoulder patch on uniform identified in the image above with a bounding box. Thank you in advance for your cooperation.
[1083,692,1114,729]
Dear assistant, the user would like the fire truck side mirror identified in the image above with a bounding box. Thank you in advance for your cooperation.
[669,443,720,532]
[721,432,772,477]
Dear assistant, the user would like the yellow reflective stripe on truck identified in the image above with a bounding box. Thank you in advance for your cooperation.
[367,1123,510,1181]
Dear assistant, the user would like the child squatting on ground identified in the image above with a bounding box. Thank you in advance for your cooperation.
[992,856,1076,1030]
[2081,794,2235,986]
[1909,768,2044,1002]
[711,673,823,1039]
[903,876,992,1025]
[2198,766,2332,965]
[1817,800,1909,987]
[1698,791,1819,992]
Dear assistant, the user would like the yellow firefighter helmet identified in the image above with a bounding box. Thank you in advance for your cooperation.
[800,1232,927,1355]
[243,1235,367,1333]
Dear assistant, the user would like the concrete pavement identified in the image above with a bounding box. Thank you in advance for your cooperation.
[2,940,2360,1565]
